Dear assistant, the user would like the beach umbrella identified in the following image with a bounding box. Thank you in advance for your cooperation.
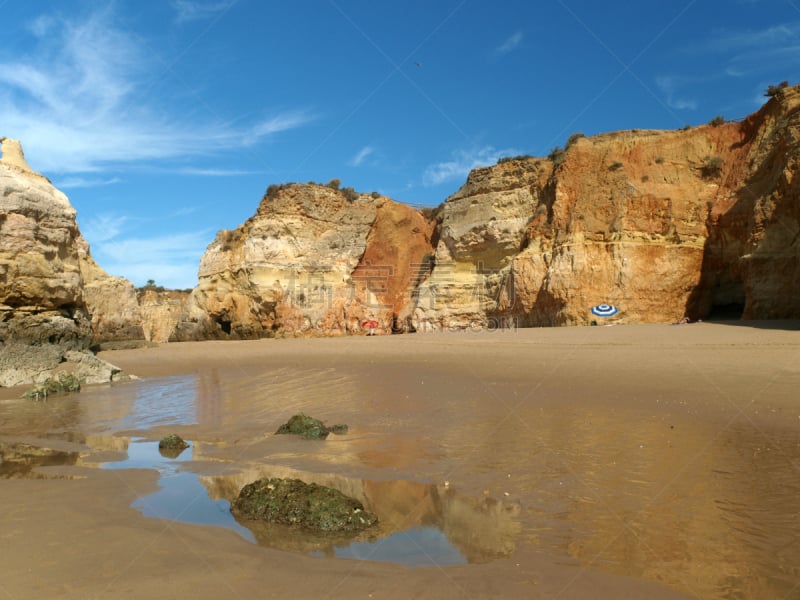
[362,319,379,336]
[590,303,619,318]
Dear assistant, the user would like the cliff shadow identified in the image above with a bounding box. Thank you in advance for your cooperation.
[686,107,800,324]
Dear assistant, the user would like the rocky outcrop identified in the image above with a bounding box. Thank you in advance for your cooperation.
[416,86,800,327]
[137,288,190,343]
[77,237,145,342]
[414,159,550,330]
[171,184,435,340]
[174,88,799,338]
[19,85,779,346]
[0,138,129,386]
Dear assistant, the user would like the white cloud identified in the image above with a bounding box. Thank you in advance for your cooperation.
[705,22,800,52]
[669,98,697,110]
[107,260,201,290]
[655,76,697,111]
[81,214,129,243]
[56,176,122,189]
[423,146,520,186]
[250,111,315,139]
[94,230,213,289]
[98,230,210,262]
[175,167,263,176]
[494,32,523,56]
[676,22,800,79]
[349,145,375,167]
[0,8,312,174]
[171,0,237,24]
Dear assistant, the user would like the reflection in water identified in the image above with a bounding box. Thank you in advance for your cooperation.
[0,441,79,478]
[0,396,84,438]
[196,369,223,427]
[203,465,521,566]
[4,361,800,596]
[311,526,466,566]
[117,376,200,429]
[456,405,800,600]
[103,439,255,542]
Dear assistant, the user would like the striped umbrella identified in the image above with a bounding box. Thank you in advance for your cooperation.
[590,304,619,318]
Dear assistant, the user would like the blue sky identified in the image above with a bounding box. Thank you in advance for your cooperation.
[1,0,798,289]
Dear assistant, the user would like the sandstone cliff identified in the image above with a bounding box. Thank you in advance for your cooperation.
[0,138,133,386]
[172,184,435,339]
[166,86,800,339]
[77,237,146,343]
[416,86,800,328]
[138,288,191,343]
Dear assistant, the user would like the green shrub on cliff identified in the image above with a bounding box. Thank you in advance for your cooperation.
[700,155,724,178]
[264,183,283,198]
[497,154,533,164]
[566,132,585,148]
[341,187,359,202]
[764,81,789,97]
[548,146,565,167]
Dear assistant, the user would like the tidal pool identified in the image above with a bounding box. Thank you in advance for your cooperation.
[102,439,255,541]
[100,438,515,567]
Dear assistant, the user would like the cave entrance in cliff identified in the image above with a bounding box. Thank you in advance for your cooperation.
[707,280,745,320]
[215,316,232,335]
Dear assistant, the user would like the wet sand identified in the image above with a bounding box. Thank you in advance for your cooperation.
[2,322,799,599]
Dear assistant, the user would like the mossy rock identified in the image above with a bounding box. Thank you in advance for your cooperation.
[275,414,348,439]
[232,477,378,533]
[23,373,82,400]
[158,434,189,451]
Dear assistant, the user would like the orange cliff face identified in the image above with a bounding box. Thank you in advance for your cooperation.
[420,86,800,328]
[171,86,799,340]
[171,184,436,340]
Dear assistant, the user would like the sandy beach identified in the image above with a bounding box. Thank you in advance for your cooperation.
[2,322,799,599]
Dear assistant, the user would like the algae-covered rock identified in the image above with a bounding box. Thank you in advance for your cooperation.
[23,373,82,400]
[275,414,349,439]
[232,477,378,533]
[158,433,189,458]
[159,433,189,450]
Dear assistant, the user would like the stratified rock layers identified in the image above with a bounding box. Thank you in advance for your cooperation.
[417,86,799,328]
[176,88,799,337]
[172,186,435,339]
[0,138,134,385]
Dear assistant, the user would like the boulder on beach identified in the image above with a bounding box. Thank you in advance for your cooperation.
[158,434,189,458]
[231,477,378,533]
[275,414,348,439]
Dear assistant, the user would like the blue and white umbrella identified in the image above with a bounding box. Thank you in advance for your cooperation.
[590,303,619,318]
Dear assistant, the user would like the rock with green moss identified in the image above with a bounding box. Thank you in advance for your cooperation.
[158,434,189,450]
[232,477,378,532]
[158,433,189,458]
[275,414,348,439]
[23,373,82,400]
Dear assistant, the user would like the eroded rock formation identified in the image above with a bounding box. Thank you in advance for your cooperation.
[176,87,798,336]
[171,185,435,339]
[7,86,796,356]
[137,288,190,343]
[416,85,800,328]
[0,138,131,386]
